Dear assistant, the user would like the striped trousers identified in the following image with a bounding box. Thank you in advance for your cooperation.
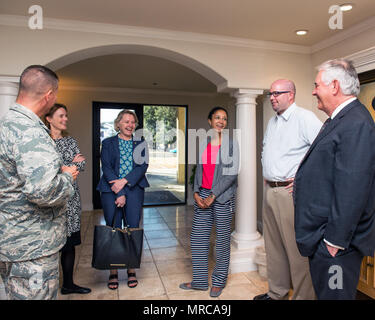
[191,188,234,289]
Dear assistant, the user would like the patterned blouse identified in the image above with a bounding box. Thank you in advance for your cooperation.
[118,137,133,178]
[54,136,85,237]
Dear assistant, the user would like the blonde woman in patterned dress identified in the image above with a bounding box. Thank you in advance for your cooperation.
[45,103,91,295]
[96,109,149,290]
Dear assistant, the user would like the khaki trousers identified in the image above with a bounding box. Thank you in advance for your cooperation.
[263,184,315,300]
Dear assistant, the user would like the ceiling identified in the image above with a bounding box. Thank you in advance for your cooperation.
[1,0,374,92]
[56,54,217,92]
[1,0,374,46]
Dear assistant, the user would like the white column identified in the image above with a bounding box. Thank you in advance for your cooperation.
[0,77,19,119]
[229,88,264,273]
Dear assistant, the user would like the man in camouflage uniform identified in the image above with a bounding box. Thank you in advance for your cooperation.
[0,65,78,300]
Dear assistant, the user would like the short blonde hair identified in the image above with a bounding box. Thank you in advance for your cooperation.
[114,109,139,132]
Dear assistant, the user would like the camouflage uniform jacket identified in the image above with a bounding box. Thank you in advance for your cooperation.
[0,103,75,262]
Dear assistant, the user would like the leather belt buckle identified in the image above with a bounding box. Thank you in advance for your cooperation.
[267,180,289,188]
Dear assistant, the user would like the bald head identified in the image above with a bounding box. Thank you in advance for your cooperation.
[270,79,296,96]
[269,79,296,115]
[18,65,58,99]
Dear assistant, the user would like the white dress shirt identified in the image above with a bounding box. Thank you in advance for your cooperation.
[262,103,322,181]
[330,97,357,119]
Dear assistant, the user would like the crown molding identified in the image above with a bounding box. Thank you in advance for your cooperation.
[0,76,20,83]
[345,46,375,74]
[3,14,375,62]
[58,84,226,97]
[311,16,375,54]
[0,77,18,96]
[0,14,310,54]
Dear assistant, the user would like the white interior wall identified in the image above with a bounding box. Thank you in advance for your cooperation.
[0,22,313,103]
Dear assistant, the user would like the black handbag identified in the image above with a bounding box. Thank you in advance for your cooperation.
[91,208,143,270]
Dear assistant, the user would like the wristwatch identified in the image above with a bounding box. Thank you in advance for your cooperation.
[209,193,216,200]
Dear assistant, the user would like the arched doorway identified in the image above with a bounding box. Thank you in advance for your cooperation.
[46,44,227,88]
[46,44,230,210]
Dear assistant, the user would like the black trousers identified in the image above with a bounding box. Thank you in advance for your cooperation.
[309,240,363,300]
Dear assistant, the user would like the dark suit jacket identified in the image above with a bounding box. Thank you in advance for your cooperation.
[294,99,375,257]
[96,134,149,197]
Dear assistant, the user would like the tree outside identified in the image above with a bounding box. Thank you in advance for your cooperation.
[144,105,178,151]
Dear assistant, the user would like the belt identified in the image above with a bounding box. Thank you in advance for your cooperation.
[266,180,290,188]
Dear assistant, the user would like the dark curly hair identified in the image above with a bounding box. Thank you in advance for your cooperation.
[207,106,228,120]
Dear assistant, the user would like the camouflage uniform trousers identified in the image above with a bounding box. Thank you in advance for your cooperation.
[0,252,59,300]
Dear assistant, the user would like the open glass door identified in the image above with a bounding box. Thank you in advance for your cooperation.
[143,105,187,205]
[93,102,187,208]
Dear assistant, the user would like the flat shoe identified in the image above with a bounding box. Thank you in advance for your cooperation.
[61,285,91,295]
[210,286,223,298]
[179,282,208,291]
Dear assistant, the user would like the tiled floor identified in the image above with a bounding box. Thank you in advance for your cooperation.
[0,205,267,300]
[1,205,373,300]
[55,205,268,300]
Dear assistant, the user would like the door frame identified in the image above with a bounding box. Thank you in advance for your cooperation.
[356,70,375,298]
[92,101,188,209]
[92,101,144,209]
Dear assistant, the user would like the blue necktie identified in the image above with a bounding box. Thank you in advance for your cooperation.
[318,117,331,135]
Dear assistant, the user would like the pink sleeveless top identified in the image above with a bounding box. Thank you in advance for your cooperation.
[201,143,221,189]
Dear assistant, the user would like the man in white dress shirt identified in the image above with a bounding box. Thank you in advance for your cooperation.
[253,79,322,300]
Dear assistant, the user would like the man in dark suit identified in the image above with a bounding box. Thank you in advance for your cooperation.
[294,59,375,299]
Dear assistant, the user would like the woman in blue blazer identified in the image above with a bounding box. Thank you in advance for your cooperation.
[96,109,149,290]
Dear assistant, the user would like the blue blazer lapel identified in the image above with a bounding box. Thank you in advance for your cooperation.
[132,138,138,167]
[299,100,359,168]
[111,135,120,174]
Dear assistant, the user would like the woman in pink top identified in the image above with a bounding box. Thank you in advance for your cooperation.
[180,107,239,298]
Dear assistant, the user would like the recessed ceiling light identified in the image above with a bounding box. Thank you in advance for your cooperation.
[340,3,354,11]
[296,30,308,36]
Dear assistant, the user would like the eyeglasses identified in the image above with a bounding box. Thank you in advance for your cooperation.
[266,91,290,97]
